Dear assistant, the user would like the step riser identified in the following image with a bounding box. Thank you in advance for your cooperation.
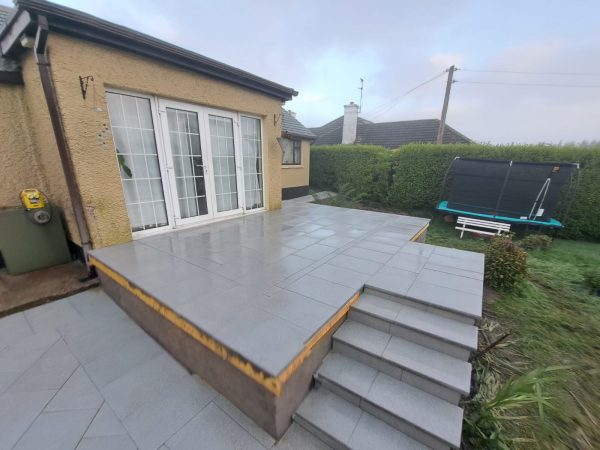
[293,414,349,450]
[333,340,462,405]
[364,287,476,325]
[316,377,450,450]
[348,309,471,361]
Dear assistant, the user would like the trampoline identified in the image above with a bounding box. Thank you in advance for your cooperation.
[437,157,580,228]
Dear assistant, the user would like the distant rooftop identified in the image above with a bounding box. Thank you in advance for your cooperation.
[281,110,316,140]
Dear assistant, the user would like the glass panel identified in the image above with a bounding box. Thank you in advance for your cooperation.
[209,115,239,212]
[166,108,208,219]
[106,92,168,232]
[241,116,264,209]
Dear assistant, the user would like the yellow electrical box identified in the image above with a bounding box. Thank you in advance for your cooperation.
[20,189,47,210]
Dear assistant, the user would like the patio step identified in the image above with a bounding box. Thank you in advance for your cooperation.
[333,321,471,404]
[349,291,478,360]
[294,386,431,450]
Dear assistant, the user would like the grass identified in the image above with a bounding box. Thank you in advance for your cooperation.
[312,195,600,448]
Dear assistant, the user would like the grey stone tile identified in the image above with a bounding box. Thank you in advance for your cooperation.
[214,395,276,449]
[318,353,377,398]
[274,422,331,449]
[166,402,264,450]
[0,312,33,351]
[217,308,307,375]
[424,262,484,280]
[433,245,485,263]
[286,275,357,309]
[348,412,429,450]
[308,228,336,239]
[356,239,401,255]
[382,336,471,394]
[45,366,103,412]
[13,408,98,450]
[327,254,382,275]
[386,252,429,273]
[101,353,189,419]
[9,340,79,393]
[319,235,355,248]
[76,434,137,450]
[366,267,418,296]
[334,321,391,357]
[343,246,392,264]
[353,293,403,321]
[84,402,128,437]
[366,372,463,448]
[68,289,127,320]
[309,264,369,290]
[122,375,217,450]
[24,299,83,334]
[295,388,361,446]
[397,241,435,258]
[0,389,57,449]
[428,253,484,274]
[255,290,336,335]
[417,268,484,296]
[407,280,482,319]
[152,270,238,308]
[295,244,337,260]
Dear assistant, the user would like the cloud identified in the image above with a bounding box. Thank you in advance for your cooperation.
[430,53,464,71]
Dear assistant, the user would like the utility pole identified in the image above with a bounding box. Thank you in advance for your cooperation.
[436,65,455,144]
[358,78,364,112]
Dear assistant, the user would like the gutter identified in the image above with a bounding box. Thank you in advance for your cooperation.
[34,16,94,277]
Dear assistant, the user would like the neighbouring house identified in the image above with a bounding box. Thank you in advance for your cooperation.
[279,109,315,199]
[0,0,296,260]
[311,102,471,147]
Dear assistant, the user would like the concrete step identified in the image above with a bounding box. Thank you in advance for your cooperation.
[294,386,432,450]
[333,321,471,404]
[350,292,477,360]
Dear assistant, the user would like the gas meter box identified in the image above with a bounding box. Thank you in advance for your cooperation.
[0,190,70,275]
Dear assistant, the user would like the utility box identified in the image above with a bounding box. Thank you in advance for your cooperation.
[0,206,71,275]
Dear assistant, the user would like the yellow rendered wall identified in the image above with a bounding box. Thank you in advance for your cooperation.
[21,33,285,248]
[0,83,49,209]
[281,139,310,188]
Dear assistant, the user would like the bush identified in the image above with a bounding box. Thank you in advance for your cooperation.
[310,143,600,240]
[583,269,600,294]
[485,235,528,291]
[518,234,553,251]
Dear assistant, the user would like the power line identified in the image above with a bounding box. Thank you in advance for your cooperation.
[460,68,600,77]
[455,80,600,88]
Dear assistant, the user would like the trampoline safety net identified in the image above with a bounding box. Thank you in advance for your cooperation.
[440,157,577,225]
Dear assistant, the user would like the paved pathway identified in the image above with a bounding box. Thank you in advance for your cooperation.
[0,289,330,450]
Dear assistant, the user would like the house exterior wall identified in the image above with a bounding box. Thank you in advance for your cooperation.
[15,33,284,249]
[281,139,310,189]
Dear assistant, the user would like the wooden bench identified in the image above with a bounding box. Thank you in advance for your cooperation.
[456,216,511,238]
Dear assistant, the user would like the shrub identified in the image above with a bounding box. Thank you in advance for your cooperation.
[518,234,553,251]
[583,269,600,294]
[485,235,528,291]
[310,143,600,240]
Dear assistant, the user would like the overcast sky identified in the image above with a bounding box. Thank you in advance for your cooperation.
[3,0,599,144]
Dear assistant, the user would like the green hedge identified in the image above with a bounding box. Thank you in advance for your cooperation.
[310,144,600,241]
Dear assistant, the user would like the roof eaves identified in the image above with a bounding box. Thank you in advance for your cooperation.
[7,0,297,101]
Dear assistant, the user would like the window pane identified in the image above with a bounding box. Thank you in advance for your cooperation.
[241,116,263,209]
[281,139,294,164]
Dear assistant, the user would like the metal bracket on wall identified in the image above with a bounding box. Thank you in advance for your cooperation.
[79,75,94,100]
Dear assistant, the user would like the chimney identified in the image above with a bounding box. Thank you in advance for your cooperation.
[288,110,297,118]
[342,102,359,144]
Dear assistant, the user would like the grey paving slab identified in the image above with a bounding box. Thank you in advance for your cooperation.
[327,254,382,275]
[295,388,362,446]
[151,270,238,308]
[0,312,33,351]
[217,307,308,375]
[23,299,83,334]
[407,280,483,319]
[273,422,332,449]
[166,402,265,450]
[417,268,484,296]
[68,289,127,320]
[428,253,484,274]
[424,262,485,281]
[45,366,103,412]
[318,352,378,398]
[366,372,463,448]
[84,402,128,437]
[397,241,436,258]
[295,244,337,260]
[214,394,276,449]
[308,228,336,239]
[344,246,392,264]
[353,293,403,321]
[309,263,370,290]
[366,266,418,296]
[386,252,429,273]
[433,246,485,263]
[255,289,336,335]
[348,412,429,450]
[318,235,355,248]
[356,239,402,255]
[286,275,358,309]
[334,321,391,357]
[13,408,98,450]
[76,434,137,450]
[0,389,57,449]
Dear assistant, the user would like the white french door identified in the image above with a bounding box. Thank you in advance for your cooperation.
[107,91,264,235]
